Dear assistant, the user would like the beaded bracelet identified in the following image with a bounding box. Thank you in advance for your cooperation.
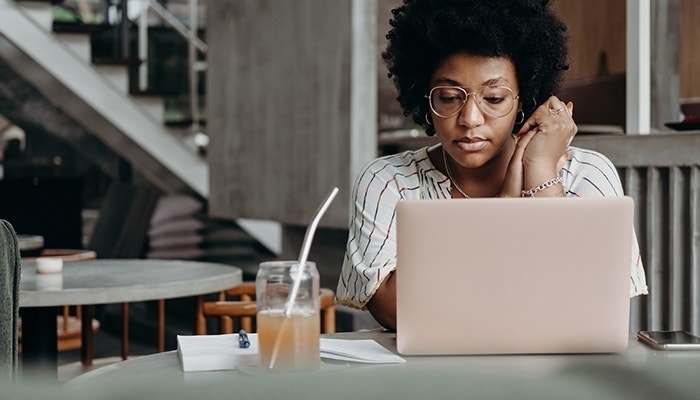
[521,176,564,197]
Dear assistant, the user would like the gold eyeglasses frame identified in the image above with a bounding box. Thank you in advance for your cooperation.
[425,85,520,119]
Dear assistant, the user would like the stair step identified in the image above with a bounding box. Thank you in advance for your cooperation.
[52,21,111,35]
[92,57,139,66]
[18,1,53,31]
[55,32,91,63]
[164,117,207,127]
[94,64,128,93]
[133,96,165,123]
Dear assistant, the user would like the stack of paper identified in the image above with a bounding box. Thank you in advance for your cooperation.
[177,334,405,372]
[177,333,258,372]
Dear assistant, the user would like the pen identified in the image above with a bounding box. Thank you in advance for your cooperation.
[238,329,250,348]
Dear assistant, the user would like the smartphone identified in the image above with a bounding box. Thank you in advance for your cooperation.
[637,330,700,350]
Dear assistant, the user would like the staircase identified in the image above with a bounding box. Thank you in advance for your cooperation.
[0,1,294,349]
[0,0,207,197]
[0,0,283,256]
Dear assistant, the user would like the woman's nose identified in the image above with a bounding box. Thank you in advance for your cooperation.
[457,95,485,127]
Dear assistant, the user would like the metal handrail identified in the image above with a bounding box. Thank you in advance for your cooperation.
[141,0,208,52]
[137,0,206,135]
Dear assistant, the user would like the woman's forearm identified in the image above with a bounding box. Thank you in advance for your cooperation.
[366,271,397,331]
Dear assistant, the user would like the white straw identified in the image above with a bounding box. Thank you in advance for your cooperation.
[268,187,338,369]
[283,187,339,316]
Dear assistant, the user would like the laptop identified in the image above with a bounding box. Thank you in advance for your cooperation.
[395,196,634,355]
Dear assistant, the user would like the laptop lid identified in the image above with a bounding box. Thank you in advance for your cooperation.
[395,196,634,355]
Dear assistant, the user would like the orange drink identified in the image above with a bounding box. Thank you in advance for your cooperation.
[256,260,321,372]
[257,309,320,372]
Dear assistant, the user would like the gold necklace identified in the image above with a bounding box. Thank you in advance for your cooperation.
[442,147,471,199]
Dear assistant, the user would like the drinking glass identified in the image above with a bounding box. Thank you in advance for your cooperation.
[256,260,320,372]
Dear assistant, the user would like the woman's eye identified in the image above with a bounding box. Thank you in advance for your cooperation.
[483,96,505,104]
[440,95,461,103]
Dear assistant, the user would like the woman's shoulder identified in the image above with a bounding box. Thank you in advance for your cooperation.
[352,146,448,201]
[566,146,616,169]
[564,146,624,196]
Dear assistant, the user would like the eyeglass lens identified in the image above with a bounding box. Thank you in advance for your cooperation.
[429,86,516,118]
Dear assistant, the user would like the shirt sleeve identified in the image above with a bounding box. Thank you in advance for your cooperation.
[336,159,403,309]
[563,147,648,296]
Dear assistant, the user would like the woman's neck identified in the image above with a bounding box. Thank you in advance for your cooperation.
[429,139,515,198]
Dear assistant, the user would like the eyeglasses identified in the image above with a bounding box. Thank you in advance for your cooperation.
[426,85,519,119]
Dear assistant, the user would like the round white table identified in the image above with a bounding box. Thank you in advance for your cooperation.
[19,259,242,378]
[46,331,700,400]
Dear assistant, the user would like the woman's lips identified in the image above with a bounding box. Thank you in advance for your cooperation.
[455,138,487,152]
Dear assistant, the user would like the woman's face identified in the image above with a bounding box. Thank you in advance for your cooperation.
[429,53,521,170]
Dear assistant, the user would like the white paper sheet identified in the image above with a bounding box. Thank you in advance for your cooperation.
[320,339,405,364]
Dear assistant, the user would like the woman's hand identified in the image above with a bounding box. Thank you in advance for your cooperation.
[517,97,577,173]
[518,97,576,195]
[499,97,576,197]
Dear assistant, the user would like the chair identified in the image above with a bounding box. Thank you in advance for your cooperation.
[194,282,336,335]
[86,182,163,360]
[0,219,21,379]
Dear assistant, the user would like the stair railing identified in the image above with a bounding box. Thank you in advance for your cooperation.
[137,0,208,136]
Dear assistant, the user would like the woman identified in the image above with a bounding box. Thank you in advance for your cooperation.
[336,0,648,331]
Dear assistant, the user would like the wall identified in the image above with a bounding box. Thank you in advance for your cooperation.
[206,0,377,228]
[556,0,699,100]
[680,0,700,99]
[553,0,627,80]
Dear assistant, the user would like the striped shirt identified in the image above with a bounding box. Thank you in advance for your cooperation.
[336,145,649,309]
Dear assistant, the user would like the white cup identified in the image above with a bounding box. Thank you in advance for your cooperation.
[35,257,63,274]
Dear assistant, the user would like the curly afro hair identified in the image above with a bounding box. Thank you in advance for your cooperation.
[383,0,569,136]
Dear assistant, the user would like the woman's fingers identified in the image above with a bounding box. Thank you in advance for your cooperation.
[517,97,576,165]
[517,96,575,138]
[500,130,537,197]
